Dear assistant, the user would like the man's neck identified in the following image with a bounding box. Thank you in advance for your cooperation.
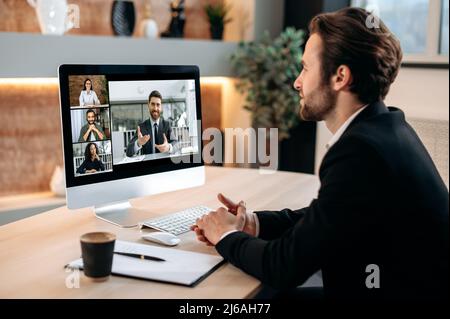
[325,96,366,134]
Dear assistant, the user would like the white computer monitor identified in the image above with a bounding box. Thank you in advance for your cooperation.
[58,65,205,227]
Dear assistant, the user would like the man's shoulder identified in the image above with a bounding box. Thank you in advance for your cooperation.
[140,119,151,127]
[345,107,408,149]
[321,106,414,172]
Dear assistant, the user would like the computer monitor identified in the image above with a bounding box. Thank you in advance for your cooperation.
[58,65,205,227]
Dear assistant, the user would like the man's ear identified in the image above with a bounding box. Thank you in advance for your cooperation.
[332,65,353,92]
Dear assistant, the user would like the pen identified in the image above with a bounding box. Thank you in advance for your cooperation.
[114,252,166,262]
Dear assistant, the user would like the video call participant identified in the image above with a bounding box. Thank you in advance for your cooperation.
[126,90,177,157]
[78,109,105,142]
[76,142,105,174]
[79,78,101,107]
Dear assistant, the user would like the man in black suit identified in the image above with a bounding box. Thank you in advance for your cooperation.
[126,90,177,157]
[192,8,449,300]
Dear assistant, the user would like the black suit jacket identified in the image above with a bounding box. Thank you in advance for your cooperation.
[126,118,176,157]
[216,101,449,300]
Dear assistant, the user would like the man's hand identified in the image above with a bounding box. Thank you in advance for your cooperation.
[155,133,170,153]
[137,126,151,147]
[82,124,96,141]
[92,126,104,140]
[217,193,257,237]
[195,205,246,246]
[191,194,257,246]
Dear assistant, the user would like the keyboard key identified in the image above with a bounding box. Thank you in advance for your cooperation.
[140,205,211,235]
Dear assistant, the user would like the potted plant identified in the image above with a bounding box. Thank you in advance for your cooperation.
[231,28,316,173]
[204,2,232,40]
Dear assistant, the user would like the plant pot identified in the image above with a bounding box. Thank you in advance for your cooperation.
[210,24,224,40]
[111,0,136,36]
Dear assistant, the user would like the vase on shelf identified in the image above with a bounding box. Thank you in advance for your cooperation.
[210,24,224,40]
[111,0,136,36]
[27,0,74,35]
[140,1,159,39]
[161,0,185,38]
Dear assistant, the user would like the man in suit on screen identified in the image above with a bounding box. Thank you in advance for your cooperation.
[126,90,177,157]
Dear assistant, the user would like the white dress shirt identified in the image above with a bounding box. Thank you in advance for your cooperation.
[218,105,368,243]
[79,90,100,106]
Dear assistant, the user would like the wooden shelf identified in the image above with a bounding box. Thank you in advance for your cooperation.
[0,32,239,78]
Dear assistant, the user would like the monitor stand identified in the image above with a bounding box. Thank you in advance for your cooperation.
[94,201,145,228]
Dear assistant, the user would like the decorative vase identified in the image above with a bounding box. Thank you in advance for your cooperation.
[140,2,159,38]
[210,24,224,40]
[161,0,185,38]
[27,0,74,35]
[142,19,159,38]
[111,0,136,36]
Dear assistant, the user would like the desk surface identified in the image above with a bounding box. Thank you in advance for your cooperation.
[0,166,319,299]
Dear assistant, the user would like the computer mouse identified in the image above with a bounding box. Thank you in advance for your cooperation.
[141,232,180,246]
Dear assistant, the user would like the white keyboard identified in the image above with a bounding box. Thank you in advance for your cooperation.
[139,205,211,235]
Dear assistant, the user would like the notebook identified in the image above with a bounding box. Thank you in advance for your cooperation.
[66,240,225,287]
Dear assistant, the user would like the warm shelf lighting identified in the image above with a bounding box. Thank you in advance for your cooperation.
[0,77,231,86]
[200,77,232,85]
[0,78,58,85]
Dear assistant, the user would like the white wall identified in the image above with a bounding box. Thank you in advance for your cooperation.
[315,67,450,173]
[225,0,255,42]
[385,67,449,120]
[224,0,284,42]
[253,0,285,40]
[108,80,190,102]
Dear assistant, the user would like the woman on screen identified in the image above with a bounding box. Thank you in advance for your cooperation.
[76,143,105,174]
[79,78,101,107]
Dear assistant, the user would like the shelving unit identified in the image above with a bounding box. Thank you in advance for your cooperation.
[0,32,239,78]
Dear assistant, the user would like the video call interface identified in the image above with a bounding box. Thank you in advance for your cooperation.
[68,75,199,177]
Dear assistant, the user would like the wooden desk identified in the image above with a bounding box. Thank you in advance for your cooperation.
[0,167,320,298]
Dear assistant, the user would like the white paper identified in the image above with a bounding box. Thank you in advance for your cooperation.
[67,240,224,286]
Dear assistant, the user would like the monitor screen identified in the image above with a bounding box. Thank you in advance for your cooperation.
[59,65,203,189]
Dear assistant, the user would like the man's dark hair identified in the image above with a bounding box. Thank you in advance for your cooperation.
[83,78,93,91]
[84,142,99,161]
[309,7,403,104]
[148,90,163,102]
[86,109,96,117]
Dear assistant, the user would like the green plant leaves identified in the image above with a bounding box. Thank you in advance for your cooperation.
[230,28,305,141]
[204,3,232,26]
